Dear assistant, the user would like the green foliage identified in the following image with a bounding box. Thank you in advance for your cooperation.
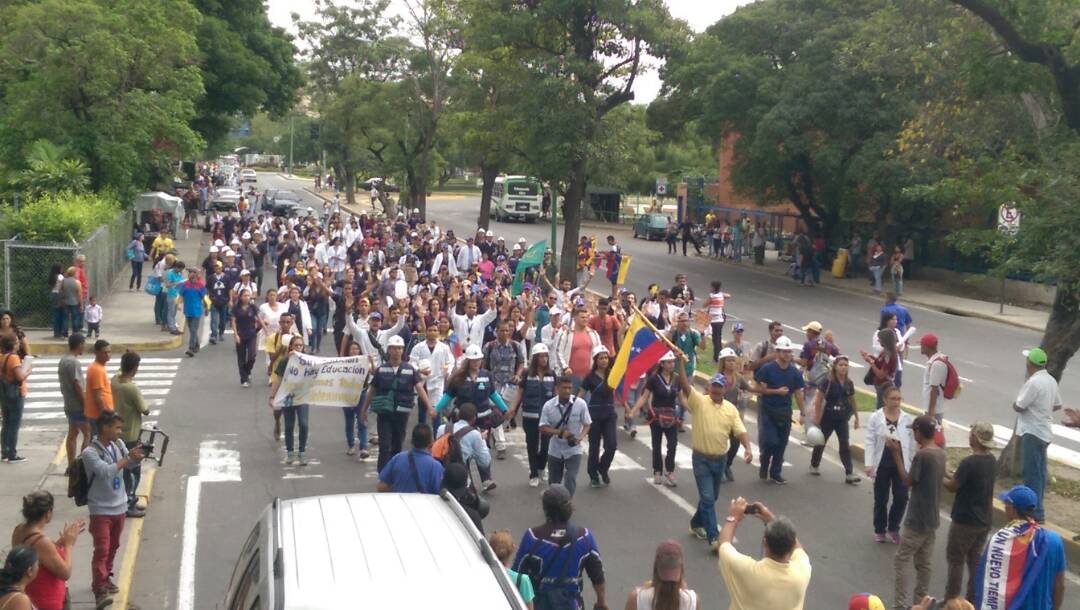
[0,0,205,194]
[8,141,91,199]
[0,191,120,243]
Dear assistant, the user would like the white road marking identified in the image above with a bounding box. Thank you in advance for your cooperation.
[177,475,201,610]
[30,357,183,364]
[24,409,160,421]
[282,473,325,480]
[902,359,974,383]
[24,399,165,410]
[28,388,170,399]
[747,288,791,302]
[28,379,175,389]
[197,440,242,482]
[30,366,180,374]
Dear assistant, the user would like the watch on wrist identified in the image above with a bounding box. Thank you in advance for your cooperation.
[725,516,738,523]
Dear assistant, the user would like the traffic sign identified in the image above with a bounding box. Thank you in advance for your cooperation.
[998,203,1020,235]
[656,176,667,196]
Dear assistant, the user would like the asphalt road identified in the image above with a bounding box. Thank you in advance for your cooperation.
[123,174,1077,609]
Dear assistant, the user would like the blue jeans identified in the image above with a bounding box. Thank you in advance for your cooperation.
[1021,434,1047,521]
[154,291,167,326]
[165,297,178,331]
[210,304,229,341]
[283,405,310,453]
[342,406,368,449]
[310,310,328,352]
[187,316,201,352]
[62,305,80,335]
[1,395,25,460]
[52,306,65,337]
[691,453,726,543]
[758,408,791,479]
[871,266,884,292]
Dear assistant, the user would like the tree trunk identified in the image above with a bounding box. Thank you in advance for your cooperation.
[414,148,432,219]
[997,433,1023,480]
[477,163,499,230]
[340,164,355,206]
[560,158,587,286]
[1040,285,1079,382]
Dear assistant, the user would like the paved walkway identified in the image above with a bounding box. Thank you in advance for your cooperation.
[25,233,204,355]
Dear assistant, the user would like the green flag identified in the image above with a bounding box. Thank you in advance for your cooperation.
[511,240,548,296]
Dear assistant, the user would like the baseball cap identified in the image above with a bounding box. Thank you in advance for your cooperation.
[733,322,745,332]
[848,593,886,610]
[801,321,823,333]
[654,540,684,583]
[522,282,533,291]
[774,336,797,351]
[659,351,676,362]
[919,334,939,349]
[387,336,405,348]
[998,484,1037,511]
[369,311,383,321]
[240,269,250,276]
[709,373,728,387]
[1022,347,1047,367]
[717,347,737,360]
[970,421,996,449]
[909,414,937,439]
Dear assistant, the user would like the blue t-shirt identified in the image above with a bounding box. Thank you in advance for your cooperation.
[1023,530,1066,610]
[179,283,206,318]
[378,449,444,494]
[881,303,913,335]
[754,361,804,412]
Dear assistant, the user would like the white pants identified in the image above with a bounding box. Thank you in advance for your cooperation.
[492,386,517,451]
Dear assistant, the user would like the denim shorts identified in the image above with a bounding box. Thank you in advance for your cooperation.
[65,411,89,425]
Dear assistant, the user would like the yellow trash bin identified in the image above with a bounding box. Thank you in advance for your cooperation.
[832,248,849,278]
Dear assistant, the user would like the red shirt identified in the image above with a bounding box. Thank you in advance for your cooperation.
[589,314,621,355]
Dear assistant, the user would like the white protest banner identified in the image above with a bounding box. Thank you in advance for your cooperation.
[271,353,370,408]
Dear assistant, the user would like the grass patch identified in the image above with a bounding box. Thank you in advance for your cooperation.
[945,447,1080,502]
[855,391,877,412]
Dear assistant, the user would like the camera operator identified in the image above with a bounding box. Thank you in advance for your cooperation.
[717,497,811,610]
[111,351,150,518]
[539,376,591,498]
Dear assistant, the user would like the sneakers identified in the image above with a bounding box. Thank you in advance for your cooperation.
[482,480,497,492]
[185,350,194,357]
[241,381,250,388]
[590,477,602,488]
[724,467,735,482]
[209,338,217,345]
[105,579,120,594]
[94,591,114,608]
[126,507,146,518]
[346,446,357,456]
[888,532,901,544]
[809,465,820,476]
[528,477,540,488]
[845,474,862,484]
[358,449,370,460]
[298,452,308,466]
[689,526,708,540]
[285,451,296,465]
[664,473,677,487]
[874,533,887,543]
[6,456,26,464]
[600,472,611,486]
[769,475,787,485]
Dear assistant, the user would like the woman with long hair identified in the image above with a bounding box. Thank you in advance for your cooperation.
[630,352,682,487]
[341,341,370,460]
[625,540,699,610]
[579,345,619,487]
[269,335,310,464]
[809,355,861,484]
[505,344,556,488]
[9,491,84,610]
[48,265,64,338]
[231,288,265,387]
[258,288,284,367]
[864,384,914,543]
[0,545,39,610]
[864,328,898,408]
[0,310,30,359]
[718,348,753,482]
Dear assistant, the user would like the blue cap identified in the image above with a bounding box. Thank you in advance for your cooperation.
[709,373,727,387]
[733,322,745,332]
[998,485,1037,511]
[370,311,383,321]
[523,282,533,291]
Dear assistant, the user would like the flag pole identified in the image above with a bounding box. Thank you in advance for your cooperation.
[629,304,680,354]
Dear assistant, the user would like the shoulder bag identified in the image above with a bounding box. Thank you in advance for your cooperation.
[370,364,405,415]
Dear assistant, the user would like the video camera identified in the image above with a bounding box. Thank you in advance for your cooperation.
[136,426,171,466]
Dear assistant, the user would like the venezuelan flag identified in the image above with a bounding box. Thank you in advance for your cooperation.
[608,315,668,401]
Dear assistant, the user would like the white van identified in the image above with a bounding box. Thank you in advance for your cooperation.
[221,491,526,609]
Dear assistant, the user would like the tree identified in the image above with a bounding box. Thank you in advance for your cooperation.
[0,0,204,194]
[465,0,684,283]
[12,141,91,198]
[190,0,303,148]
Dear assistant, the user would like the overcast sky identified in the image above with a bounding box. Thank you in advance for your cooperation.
[266,0,755,104]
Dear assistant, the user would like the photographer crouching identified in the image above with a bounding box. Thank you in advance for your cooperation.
[717,497,812,610]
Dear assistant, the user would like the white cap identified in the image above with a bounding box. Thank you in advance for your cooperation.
[209,245,219,253]
[240,269,250,276]
[214,239,225,247]
[659,351,676,362]
[230,238,241,245]
[464,344,484,360]
[518,237,527,243]
[550,308,563,318]
[485,230,494,237]
[591,344,609,359]
[412,208,420,214]
[387,336,405,348]
[718,347,738,360]
[774,336,797,351]
[242,232,251,240]
[530,343,549,358]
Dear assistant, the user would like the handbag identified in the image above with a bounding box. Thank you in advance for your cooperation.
[145,275,162,296]
[371,364,404,414]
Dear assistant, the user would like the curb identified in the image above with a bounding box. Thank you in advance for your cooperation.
[689,252,1046,333]
[685,369,1080,567]
[30,335,183,356]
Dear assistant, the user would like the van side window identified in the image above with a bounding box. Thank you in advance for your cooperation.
[227,550,260,610]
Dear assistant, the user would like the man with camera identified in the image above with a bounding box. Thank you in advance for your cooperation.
[539,376,591,498]
[111,350,150,518]
[717,497,812,610]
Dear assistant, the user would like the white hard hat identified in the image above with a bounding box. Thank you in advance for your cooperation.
[214,239,225,247]
[464,344,484,360]
[518,237,527,243]
[659,351,676,362]
[805,425,826,447]
[774,336,797,351]
[412,208,420,214]
[497,235,505,241]
[718,347,738,360]
[242,232,251,240]
[591,344,609,359]
[209,246,219,253]
[530,343,549,358]
[387,336,405,348]
[485,230,494,237]
[224,249,235,257]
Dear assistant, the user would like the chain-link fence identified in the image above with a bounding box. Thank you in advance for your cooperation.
[1,211,132,328]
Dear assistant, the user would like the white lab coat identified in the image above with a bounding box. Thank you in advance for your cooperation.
[455,244,482,272]
[449,306,497,351]
[863,409,915,472]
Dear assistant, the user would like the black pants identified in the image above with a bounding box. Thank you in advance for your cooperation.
[810,411,853,474]
[725,429,740,469]
[650,422,678,474]
[129,261,143,289]
[873,461,909,534]
[123,440,141,509]
[666,236,677,253]
[376,411,409,472]
[754,244,765,264]
[682,235,700,256]
[711,322,725,361]
[522,416,548,478]
[586,413,617,480]
[236,335,258,383]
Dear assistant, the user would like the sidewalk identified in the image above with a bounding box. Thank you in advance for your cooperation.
[26,232,204,355]
[693,249,1049,332]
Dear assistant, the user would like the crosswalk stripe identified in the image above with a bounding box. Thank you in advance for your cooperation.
[24,399,166,410]
[29,389,170,399]
[29,379,176,389]
[31,366,180,374]
[30,358,182,364]
[25,409,161,421]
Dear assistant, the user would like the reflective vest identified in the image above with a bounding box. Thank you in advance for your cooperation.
[521,374,557,418]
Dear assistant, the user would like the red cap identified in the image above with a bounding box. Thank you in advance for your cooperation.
[919,334,938,349]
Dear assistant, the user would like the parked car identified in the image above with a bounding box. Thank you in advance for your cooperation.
[204,196,239,230]
[240,168,257,183]
[221,492,526,609]
[271,200,316,219]
[632,213,670,240]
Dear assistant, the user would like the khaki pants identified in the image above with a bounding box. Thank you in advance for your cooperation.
[893,526,936,610]
[945,522,989,602]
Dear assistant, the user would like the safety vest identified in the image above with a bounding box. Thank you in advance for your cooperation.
[521,374,557,418]
[373,362,418,413]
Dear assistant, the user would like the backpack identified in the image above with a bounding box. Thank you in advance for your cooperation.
[939,355,962,400]
[807,351,831,387]
[431,424,473,466]
[519,527,583,610]
[69,440,110,507]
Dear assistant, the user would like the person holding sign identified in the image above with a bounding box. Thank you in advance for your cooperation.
[361,336,432,472]
[269,335,310,465]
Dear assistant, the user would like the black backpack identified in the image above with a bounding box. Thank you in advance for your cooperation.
[69,440,111,507]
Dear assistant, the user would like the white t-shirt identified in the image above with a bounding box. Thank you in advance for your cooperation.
[1014,369,1062,443]
[708,291,727,324]
[922,353,948,414]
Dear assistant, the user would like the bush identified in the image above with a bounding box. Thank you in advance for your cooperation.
[0,191,120,242]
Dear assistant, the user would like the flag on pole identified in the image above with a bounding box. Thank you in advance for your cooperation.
[607,315,668,401]
[606,252,632,285]
[511,240,548,296]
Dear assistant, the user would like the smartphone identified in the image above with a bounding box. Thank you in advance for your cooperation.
[744,502,760,515]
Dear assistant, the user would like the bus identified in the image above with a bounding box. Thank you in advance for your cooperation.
[492,175,542,222]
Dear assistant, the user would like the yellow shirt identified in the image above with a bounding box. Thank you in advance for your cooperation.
[718,544,811,610]
[151,236,174,259]
[684,388,745,456]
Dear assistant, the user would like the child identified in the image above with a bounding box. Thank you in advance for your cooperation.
[84,296,103,337]
[488,530,535,609]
